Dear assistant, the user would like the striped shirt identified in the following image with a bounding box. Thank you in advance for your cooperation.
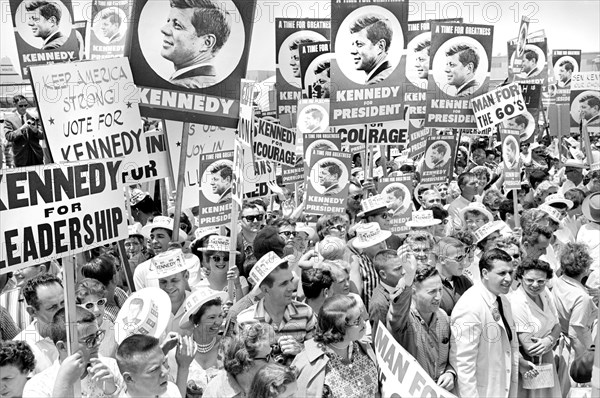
[0,285,30,330]
[104,287,129,324]
[357,253,379,311]
[236,299,316,346]
[0,306,20,340]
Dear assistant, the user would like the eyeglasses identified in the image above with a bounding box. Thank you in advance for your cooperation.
[279,231,298,238]
[210,255,229,263]
[330,224,346,231]
[442,255,466,263]
[350,194,363,201]
[80,330,105,349]
[17,104,28,108]
[243,214,264,222]
[79,298,107,310]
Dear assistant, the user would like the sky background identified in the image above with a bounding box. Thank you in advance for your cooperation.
[1,0,599,75]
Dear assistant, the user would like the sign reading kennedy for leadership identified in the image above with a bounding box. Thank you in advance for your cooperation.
[569,72,600,135]
[0,160,127,274]
[90,0,132,60]
[275,18,330,117]
[471,83,526,133]
[305,149,351,216]
[420,135,456,185]
[9,0,81,77]
[127,0,256,127]
[253,118,297,167]
[28,57,149,183]
[425,22,493,128]
[330,0,408,126]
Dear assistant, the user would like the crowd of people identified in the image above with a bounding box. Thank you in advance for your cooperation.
[1,104,600,397]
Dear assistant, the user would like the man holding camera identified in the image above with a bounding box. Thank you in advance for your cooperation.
[4,95,44,167]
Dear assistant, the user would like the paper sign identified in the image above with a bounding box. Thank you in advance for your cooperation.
[305,149,352,215]
[471,83,526,133]
[501,128,521,190]
[253,118,297,167]
[420,136,456,185]
[379,176,413,234]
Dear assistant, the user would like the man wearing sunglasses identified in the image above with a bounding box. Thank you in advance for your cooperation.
[4,95,44,167]
[239,202,267,272]
[22,307,124,398]
[434,237,473,316]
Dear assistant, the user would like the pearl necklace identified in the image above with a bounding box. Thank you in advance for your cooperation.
[195,337,217,354]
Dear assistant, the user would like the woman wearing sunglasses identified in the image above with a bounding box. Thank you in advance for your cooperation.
[75,278,118,358]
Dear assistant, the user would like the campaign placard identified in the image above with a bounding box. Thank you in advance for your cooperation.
[297,99,330,135]
[305,149,351,215]
[425,22,494,128]
[407,116,429,159]
[508,34,548,86]
[374,322,457,398]
[330,0,408,126]
[501,83,542,144]
[126,0,256,127]
[338,120,408,148]
[90,0,132,60]
[299,41,331,99]
[198,151,233,227]
[165,121,235,210]
[275,18,330,117]
[552,50,581,105]
[404,18,462,120]
[570,72,600,135]
[282,164,304,185]
[9,0,81,77]
[73,20,87,60]
[379,175,413,234]
[420,135,456,185]
[501,128,521,191]
[508,16,530,75]
[139,126,170,182]
[0,159,127,274]
[303,131,341,174]
[28,57,149,183]
[471,83,526,134]
[253,118,297,167]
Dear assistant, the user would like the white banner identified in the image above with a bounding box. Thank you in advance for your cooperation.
[471,82,527,134]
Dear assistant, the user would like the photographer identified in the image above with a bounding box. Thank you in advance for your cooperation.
[4,95,44,167]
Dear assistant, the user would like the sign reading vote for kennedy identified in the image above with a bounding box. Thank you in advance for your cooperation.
[126,0,256,127]
[471,83,526,133]
[0,160,127,274]
[374,322,457,398]
[29,57,149,183]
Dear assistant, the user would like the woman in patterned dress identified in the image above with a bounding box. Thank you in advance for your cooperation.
[292,294,379,398]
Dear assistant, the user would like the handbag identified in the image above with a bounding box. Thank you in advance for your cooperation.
[523,356,555,390]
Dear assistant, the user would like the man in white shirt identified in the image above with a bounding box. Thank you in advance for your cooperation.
[448,172,479,230]
[23,306,123,397]
[117,335,182,398]
[14,273,64,374]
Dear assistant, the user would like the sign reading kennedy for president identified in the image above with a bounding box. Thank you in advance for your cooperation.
[552,50,581,105]
[501,127,521,191]
[379,176,413,234]
[425,22,494,128]
[330,0,408,126]
[199,153,234,227]
[127,0,256,127]
[305,149,352,216]
[90,0,132,60]
[9,0,81,77]
[275,18,330,118]
[420,135,456,185]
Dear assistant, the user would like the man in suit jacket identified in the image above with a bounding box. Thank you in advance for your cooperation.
[445,43,481,98]
[4,96,44,167]
[579,94,600,126]
[450,249,519,398]
[349,14,394,85]
[26,1,67,51]
[522,50,541,78]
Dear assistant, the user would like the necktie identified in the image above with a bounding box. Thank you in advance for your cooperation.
[21,114,25,125]
[496,296,513,341]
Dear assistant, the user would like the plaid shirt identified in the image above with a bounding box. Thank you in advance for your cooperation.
[0,306,20,340]
[104,287,129,324]
[236,299,316,346]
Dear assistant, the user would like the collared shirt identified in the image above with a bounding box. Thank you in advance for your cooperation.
[357,253,379,310]
[236,299,316,346]
[202,370,244,398]
[448,195,474,230]
[170,63,213,80]
[440,275,473,316]
[388,286,453,381]
[166,291,191,336]
[552,275,597,349]
[368,281,395,332]
[23,357,124,398]
[104,287,129,324]
[14,320,58,374]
